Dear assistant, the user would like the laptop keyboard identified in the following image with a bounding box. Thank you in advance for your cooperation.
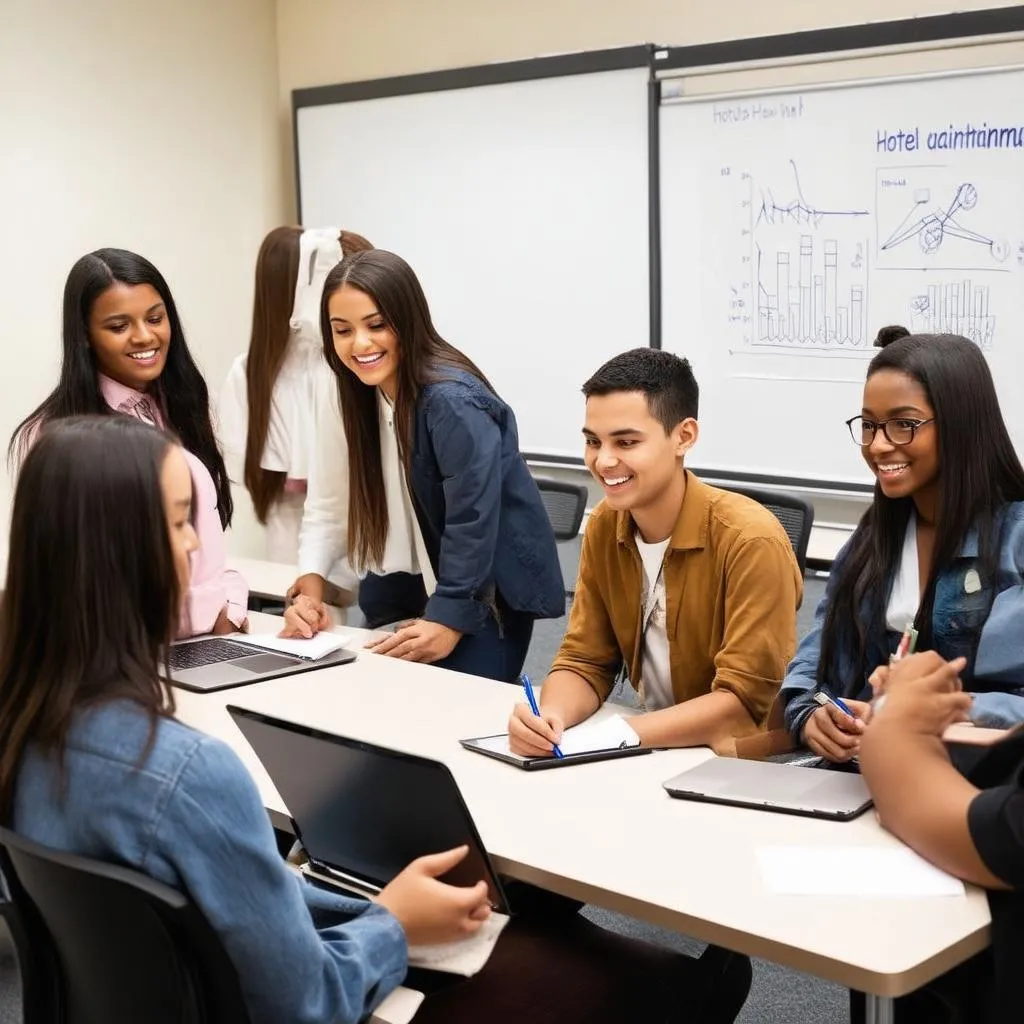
[170,638,262,671]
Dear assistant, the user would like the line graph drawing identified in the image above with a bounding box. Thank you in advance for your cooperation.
[876,168,1009,268]
[908,280,996,349]
[755,236,868,348]
[755,159,870,229]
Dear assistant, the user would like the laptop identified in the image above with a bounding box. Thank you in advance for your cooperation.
[167,635,356,693]
[227,706,509,912]
[662,757,873,821]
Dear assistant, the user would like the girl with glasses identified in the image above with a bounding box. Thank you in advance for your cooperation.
[780,327,1024,764]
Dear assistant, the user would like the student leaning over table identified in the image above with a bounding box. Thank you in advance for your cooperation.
[780,328,1024,765]
[508,349,802,757]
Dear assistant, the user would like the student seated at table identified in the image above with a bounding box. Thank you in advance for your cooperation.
[0,416,751,1024]
[508,349,802,756]
[9,247,247,637]
[857,650,1023,1023]
[282,249,565,683]
[780,329,1024,764]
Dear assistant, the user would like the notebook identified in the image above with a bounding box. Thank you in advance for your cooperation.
[167,633,355,692]
[461,714,652,770]
[662,757,873,821]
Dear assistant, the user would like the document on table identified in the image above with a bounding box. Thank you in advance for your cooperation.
[407,912,510,976]
[757,846,965,897]
[472,715,641,758]
[240,631,352,661]
[369,987,425,1024]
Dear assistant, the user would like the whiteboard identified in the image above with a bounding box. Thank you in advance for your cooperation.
[296,64,651,459]
[660,65,1024,487]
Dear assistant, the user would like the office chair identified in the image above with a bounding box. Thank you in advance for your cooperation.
[533,477,588,542]
[0,825,251,1024]
[724,485,814,575]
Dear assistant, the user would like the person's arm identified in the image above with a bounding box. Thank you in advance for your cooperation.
[859,652,1006,888]
[419,387,503,636]
[148,735,408,1024]
[295,365,356,591]
[509,514,620,755]
[637,534,800,751]
[214,355,248,486]
[178,450,249,636]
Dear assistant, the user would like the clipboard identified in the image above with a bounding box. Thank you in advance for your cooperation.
[460,733,653,771]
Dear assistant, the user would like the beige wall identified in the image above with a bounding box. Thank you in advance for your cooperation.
[0,0,285,554]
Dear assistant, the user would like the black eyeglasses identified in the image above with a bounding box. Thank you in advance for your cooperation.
[846,416,935,446]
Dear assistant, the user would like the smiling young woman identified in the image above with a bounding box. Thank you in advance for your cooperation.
[781,329,1024,763]
[9,248,248,637]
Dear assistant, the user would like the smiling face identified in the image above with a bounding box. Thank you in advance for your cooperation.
[861,368,939,505]
[87,282,171,391]
[583,390,696,517]
[327,283,400,399]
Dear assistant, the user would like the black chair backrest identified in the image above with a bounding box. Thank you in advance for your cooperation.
[723,486,814,575]
[534,476,588,542]
[0,826,251,1024]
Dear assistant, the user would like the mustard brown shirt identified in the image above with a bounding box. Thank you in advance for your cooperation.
[550,472,802,733]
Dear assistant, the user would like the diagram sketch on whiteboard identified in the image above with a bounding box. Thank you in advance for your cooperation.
[876,167,1010,268]
[756,159,870,229]
[908,280,996,348]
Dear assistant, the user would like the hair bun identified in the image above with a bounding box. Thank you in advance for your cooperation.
[874,324,911,348]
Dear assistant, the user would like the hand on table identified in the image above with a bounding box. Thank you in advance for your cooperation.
[507,702,565,757]
[801,699,872,763]
[364,619,461,663]
[280,594,332,638]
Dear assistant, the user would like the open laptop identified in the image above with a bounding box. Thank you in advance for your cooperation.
[227,706,509,912]
[167,635,356,693]
[662,757,873,821]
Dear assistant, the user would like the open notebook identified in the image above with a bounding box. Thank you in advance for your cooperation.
[461,714,651,770]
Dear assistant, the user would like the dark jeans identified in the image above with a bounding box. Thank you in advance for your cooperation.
[410,916,752,1024]
[359,571,535,684]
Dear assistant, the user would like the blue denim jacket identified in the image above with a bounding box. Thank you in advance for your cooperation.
[360,370,565,634]
[12,701,407,1024]
[782,502,1024,741]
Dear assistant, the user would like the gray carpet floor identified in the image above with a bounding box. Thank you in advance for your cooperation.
[0,575,845,1022]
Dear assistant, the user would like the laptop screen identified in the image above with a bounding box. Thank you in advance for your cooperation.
[227,706,507,910]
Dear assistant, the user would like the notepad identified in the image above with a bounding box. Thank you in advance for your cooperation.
[407,911,510,976]
[472,715,641,758]
[241,631,353,661]
[757,846,965,897]
[370,986,425,1024]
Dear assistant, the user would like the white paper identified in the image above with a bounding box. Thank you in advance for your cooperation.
[369,987,425,1024]
[240,631,352,661]
[470,715,640,760]
[407,911,510,976]
[757,846,966,897]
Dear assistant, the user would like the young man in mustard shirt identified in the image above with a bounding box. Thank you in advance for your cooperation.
[509,349,802,756]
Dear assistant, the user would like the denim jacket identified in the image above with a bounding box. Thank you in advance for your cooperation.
[12,701,407,1024]
[361,370,565,633]
[782,502,1024,741]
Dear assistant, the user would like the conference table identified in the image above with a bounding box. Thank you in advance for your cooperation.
[174,611,991,1024]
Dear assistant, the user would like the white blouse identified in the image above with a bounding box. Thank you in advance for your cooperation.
[886,514,920,632]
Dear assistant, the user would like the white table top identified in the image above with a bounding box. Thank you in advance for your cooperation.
[174,613,990,998]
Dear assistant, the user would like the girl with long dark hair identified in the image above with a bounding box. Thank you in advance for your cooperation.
[781,329,1024,762]
[10,248,247,635]
[283,249,565,682]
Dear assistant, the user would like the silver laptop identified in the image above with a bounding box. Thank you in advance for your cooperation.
[662,757,872,821]
[167,635,356,693]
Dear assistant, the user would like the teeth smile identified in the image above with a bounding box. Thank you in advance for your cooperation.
[603,475,632,486]
[128,350,157,360]
[878,463,909,472]
[355,353,385,364]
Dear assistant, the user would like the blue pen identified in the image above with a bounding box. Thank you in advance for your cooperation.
[813,690,856,718]
[520,674,564,759]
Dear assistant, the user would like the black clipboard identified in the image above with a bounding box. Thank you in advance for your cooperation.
[459,733,653,771]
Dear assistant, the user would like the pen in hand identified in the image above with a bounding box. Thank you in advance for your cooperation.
[520,674,564,759]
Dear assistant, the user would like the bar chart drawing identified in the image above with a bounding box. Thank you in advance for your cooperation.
[755,236,868,348]
[908,281,996,349]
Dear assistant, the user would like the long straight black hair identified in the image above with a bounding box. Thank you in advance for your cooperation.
[0,417,180,821]
[9,248,232,529]
[818,333,1024,689]
[319,249,494,571]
